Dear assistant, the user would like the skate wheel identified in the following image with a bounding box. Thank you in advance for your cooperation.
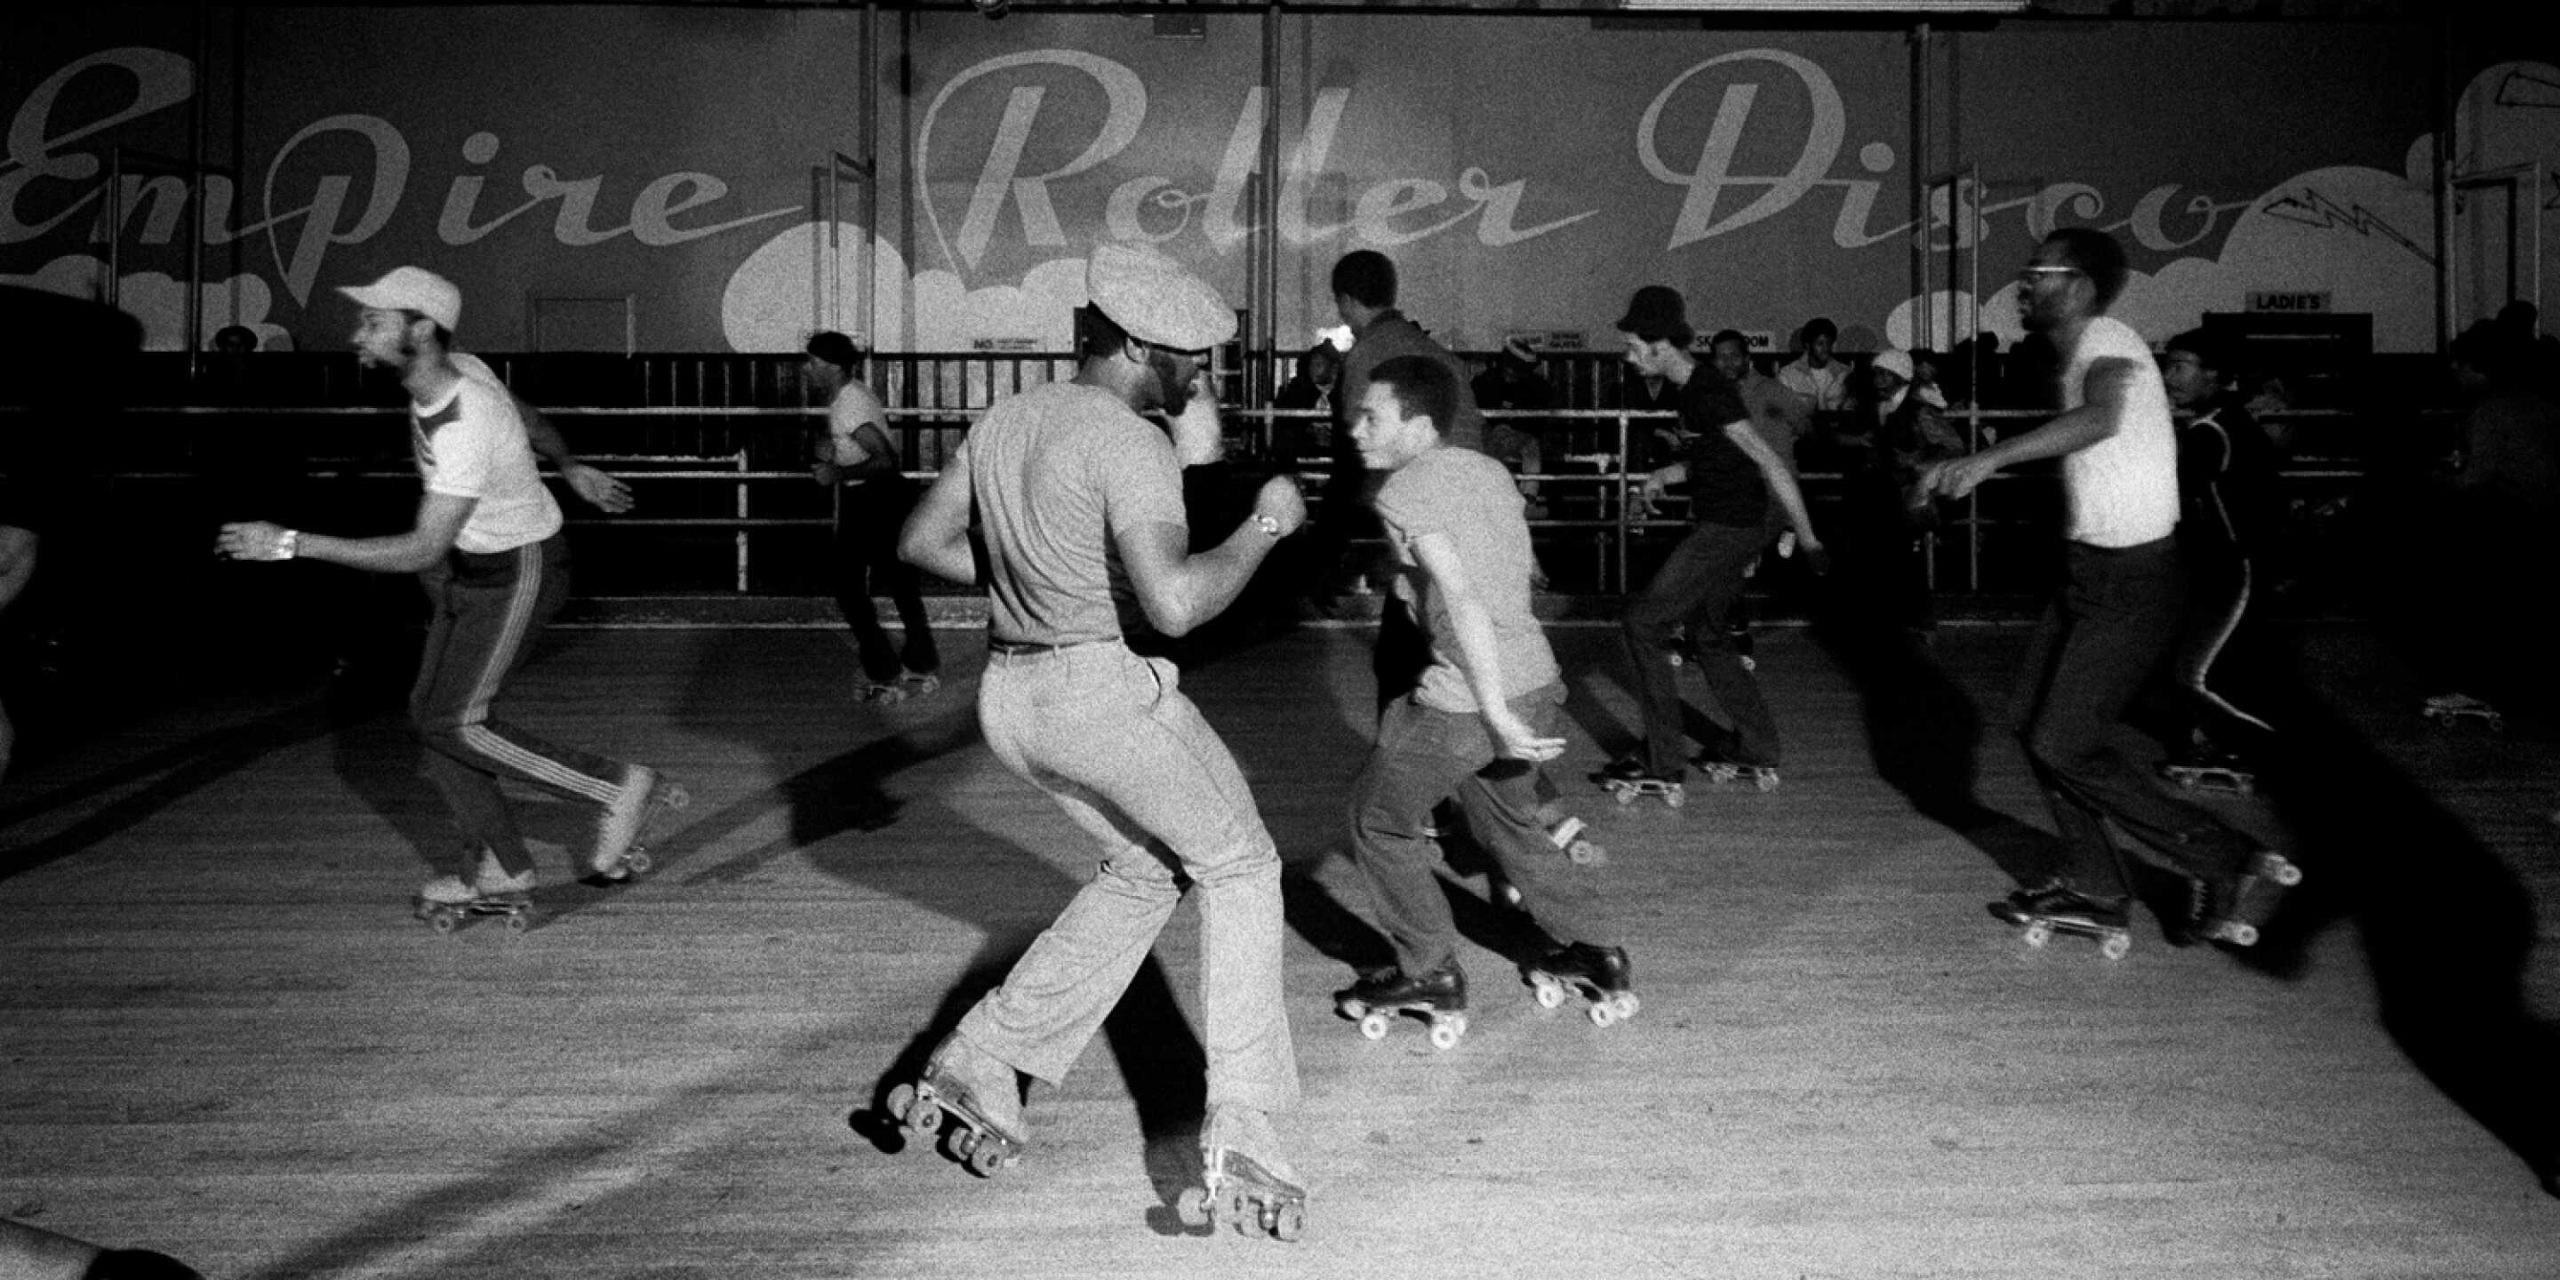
[2221,922,2259,947]
[1662,788,1685,809]
[1587,1000,1617,1028]
[1567,839,1605,866]
[1216,1183,1251,1233]
[1612,788,1635,807]
[623,850,654,876]
[662,785,691,810]
[2099,933,2131,961]
[2262,855,2302,887]
[1531,976,1565,1010]
[1428,1016,1465,1050]
[1272,1200,1305,1241]
[966,1139,1008,1177]
[428,910,459,935]
[2021,922,2051,948]
[1609,993,1640,1021]
[1358,1011,1390,1041]
[908,1098,944,1137]
[503,911,530,934]
[1176,1186,1212,1228]
[1753,772,1779,793]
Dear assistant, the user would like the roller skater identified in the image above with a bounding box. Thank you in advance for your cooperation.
[1608,287,1827,803]
[1919,230,2302,960]
[1334,356,1629,1051]
[893,244,1304,1207]
[217,266,672,909]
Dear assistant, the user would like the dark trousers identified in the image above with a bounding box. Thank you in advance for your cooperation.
[411,536,627,877]
[1623,521,1780,772]
[836,481,938,683]
[2016,537,2255,896]
[1348,685,1614,976]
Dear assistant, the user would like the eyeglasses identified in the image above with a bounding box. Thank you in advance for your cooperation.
[2016,265,2081,285]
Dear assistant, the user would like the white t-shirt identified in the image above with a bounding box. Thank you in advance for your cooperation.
[2056,315,2179,548]
[824,380,891,482]
[411,369,562,555]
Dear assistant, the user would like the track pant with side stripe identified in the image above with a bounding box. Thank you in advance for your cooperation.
[411,535,630,878]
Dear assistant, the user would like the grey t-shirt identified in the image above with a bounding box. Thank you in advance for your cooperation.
[968,381,1188,646]
[1374,445,1560,714]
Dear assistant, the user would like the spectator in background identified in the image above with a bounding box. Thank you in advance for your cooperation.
[1777,317,1853,415]
[1471,337,1560,516]
[2418,321,2560,720]
[210,324,259,355]
[1272,339,1341,461]
[1834,348,1965,637]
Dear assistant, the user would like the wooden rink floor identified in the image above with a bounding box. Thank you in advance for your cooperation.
[3,620,2557,1279]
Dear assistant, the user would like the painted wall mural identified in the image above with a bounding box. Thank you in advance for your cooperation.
[0,7,2532,359]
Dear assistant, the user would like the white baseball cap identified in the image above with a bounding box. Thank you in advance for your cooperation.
[340,266,462,331]
[1086,243,1234,352]
[1871,348,1915,383]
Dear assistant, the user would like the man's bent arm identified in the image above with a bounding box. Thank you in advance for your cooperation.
[899,441,979,584]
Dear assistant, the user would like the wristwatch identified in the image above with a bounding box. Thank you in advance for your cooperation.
[1252,514,1283,538]
[273,529,300,561]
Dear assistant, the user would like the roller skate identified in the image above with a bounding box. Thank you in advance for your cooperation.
[1334,963,1468,1050]
[1593,756,1684,809]
[2158,746,2256,796]
[588,764,688,881]
[2421,692,2504,733]
[1990,882,2133,960]
[1541,807,1607,867]
[1178,1106,1307,1242]
[1522,942,1639,1027]
[885,1033,1026,1177]
[1691,752,1780,792]
[895,669,941,702]
[2194,851,2304,947]
[412,856,532,935]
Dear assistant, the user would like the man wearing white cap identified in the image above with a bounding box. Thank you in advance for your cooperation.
[895,242,1310,1237]
[1835,347,1963,635]
[216,266,681,921]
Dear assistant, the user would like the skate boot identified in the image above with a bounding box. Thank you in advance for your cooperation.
[589,764,688,881]
[2196,851,2304,947]
[1593,755,1684,809]
[2421,691,2504,732]
[1691,751,1780,792]
[1523,942,1639,1026]
[886,1032,1026,1176]
[1990,881,2133,959]
[2158,741,2256,796]
[1334,962,1469,1050]
[1179,1105,1307,1241]
[413,858,531,935]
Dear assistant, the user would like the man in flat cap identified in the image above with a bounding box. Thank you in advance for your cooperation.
[1599,285,1826,801]
[896,242,1310,1236]
[216,266,679,921]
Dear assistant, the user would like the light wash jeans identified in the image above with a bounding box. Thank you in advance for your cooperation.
[959,643,1299,1114]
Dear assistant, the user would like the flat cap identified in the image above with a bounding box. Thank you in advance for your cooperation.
[1871,348,1914,383]
[1087,242,1234,352]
